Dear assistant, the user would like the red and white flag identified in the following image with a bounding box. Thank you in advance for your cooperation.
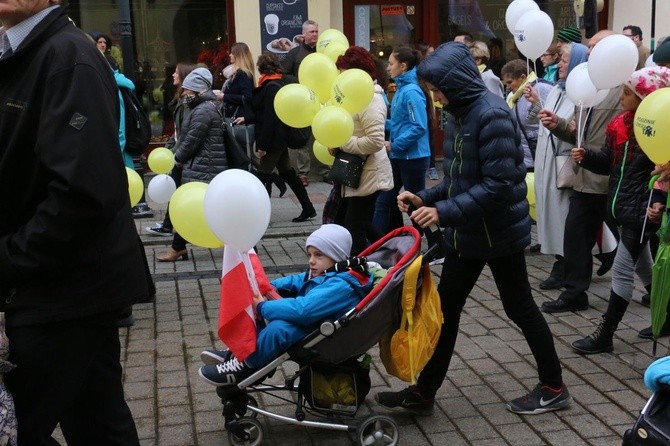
[218,248,275,361]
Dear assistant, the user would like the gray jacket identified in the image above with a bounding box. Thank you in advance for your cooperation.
[551,86,622,194]
[174,91,228,183]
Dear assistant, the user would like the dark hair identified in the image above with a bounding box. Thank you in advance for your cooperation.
[624,25,643,39]
[373,56,390,91]
[336,46,377,80]
[174,62,197,100]
[488,37,503,50]
[416,41,434,60]
[500,59,526,79]
[257,52,282,75]
[391,46,421,71]
[455,32,474,44]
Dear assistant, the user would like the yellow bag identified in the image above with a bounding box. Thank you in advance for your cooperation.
[380,256,443,383]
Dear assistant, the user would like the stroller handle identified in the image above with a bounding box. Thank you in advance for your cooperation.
[407,204,447,264]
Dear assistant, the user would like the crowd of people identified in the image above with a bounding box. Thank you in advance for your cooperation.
[2,0,670,440]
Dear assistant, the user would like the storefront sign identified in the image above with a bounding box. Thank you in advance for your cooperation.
[381,5,403,16]
[259,0,308,61]
[354,5,370,50]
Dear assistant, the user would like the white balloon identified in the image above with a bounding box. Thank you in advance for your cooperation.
[203,169,271,252]
[147,174,176,204]
[587,34,639,89]
[566,62,610,107]
[505,0,539,34]
[514,10,555,61]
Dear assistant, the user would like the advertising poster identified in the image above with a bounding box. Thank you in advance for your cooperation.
[259,0,308,61]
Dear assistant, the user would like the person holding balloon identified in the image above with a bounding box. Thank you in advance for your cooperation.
[569,66,670,354]
[526,43,588,291]
[146,62,197,237]
[328,46,394,255]
[252,52,316,223]
[157,67,228,261]
[373,46,430,235]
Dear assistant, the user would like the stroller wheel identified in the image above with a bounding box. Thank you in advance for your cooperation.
[357,414,399,446]
[227,417,264,446]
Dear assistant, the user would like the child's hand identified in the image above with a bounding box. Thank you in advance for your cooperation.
[252,291,266,314]
[571,147,586,163]
[648,202,665,224]
[652,163,670,182]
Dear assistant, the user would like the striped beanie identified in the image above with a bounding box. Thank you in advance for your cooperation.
[557,26,582,44]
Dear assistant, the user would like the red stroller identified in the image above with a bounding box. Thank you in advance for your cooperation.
[216,226,441,446]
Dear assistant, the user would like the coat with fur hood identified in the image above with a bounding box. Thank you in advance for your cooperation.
[339,84,393,198]
[416,42,530,259]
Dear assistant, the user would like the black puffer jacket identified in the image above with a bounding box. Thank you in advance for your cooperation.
[580,112,657,229]
[416,42,530,259]
[174,91,228,183]
[251,79,288,155]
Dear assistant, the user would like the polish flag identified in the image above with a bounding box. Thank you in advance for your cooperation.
[218,248,275,361]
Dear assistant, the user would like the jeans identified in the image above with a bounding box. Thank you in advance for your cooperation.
[417,250,563,397]
[373,157,429,233]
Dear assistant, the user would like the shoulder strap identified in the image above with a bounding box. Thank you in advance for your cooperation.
[514,105,534,157]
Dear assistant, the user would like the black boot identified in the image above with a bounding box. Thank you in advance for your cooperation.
[595,248,616,276]
[572,291,628,354]
[271,173,287,197]
[254,171,274,197]
[540,256,564,290]
[280,169,316,222]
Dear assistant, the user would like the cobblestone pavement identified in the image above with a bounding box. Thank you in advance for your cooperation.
[120,171,662,446]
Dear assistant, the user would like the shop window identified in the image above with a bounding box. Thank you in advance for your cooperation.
[69,0,229,142]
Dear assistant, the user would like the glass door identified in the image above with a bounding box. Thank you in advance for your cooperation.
[343,1,423,59]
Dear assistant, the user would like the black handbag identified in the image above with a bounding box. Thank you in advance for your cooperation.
[222,121,251,171]
[328,151,367,188]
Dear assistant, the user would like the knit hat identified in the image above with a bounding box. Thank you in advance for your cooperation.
[625,66,670,99]
[182,67,212,93]
[653,39,670,65]
[305,224,352,262]
[556,26,582,44]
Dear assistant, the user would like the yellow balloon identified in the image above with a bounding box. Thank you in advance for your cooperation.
[298,53,339,104]
[311,106,354,148]
[525,172,536,221]
[148,147,175,174]
[169,182,223,249]
[634,88,670,165]
[330,68,375,115]
[126,167,143,207]
[316,29,349,55]
[273,84,321,128]
[321,41,348,63]
[313,140,335,166]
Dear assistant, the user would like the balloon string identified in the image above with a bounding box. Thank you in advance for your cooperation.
[577,103,583,148]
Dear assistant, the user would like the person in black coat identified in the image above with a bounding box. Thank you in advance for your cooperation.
[0,1,150,442]
[375,42,571,416]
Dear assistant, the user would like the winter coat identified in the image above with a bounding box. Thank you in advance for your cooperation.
[258,270,373,328]
[282,43,316,78]
[174,91,228,183]
[222,69,253,119]
[0,6,151,326]
[340,85,394,198]
[387,68,430,160]
[251,79,288,155]
[416,42,530,259]
[580,111,657,228]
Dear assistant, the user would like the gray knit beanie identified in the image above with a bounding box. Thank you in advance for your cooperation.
[182,67,213,93]
[305,224,352,262]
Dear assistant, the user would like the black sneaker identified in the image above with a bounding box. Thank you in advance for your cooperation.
[199,357,254,386]
[506,383,571,415]
[541,297,589,314]
[640,293,651,307]
[200,348,232,365]
[145,224,172,237]
[374,385,434,416]
[132,203,154,219]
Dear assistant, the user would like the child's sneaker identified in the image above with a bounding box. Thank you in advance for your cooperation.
[374,385,434,416]
[199,357,254,386]
[506,383,571,415]
[427,167,439,180]
[145,224,172,236]
[200,348,232,365]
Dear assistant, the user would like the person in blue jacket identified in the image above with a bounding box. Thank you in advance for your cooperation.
[376,42,571,416]
[198,224,373,386]
[373,46,430,234]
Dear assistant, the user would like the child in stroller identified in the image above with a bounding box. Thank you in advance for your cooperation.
[198,224,374,386]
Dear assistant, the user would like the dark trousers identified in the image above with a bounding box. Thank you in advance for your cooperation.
[560,192,611,302]
[335,191,382,256]
[162,166,183,230]
[417,250,563,397]
[6,313,139,445]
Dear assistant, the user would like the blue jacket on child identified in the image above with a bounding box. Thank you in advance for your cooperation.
[246,269,373,368]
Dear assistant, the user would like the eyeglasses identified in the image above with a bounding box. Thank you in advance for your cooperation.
[541,53,553,57]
